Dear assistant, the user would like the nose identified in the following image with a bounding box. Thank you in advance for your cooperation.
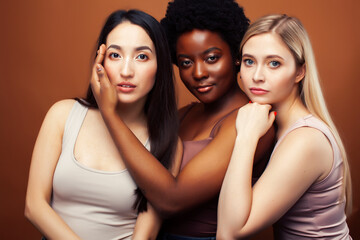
[120,57,134,79]
[193,60,209,81]
[253,65,264,82]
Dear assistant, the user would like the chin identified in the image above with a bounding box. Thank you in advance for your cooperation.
[251,99,270,105]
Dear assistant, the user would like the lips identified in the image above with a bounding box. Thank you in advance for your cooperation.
[250,87,269,95]
[196,84,214,93]
[117,82,136,93]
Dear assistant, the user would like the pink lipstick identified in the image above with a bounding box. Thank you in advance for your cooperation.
[250,87,268,95]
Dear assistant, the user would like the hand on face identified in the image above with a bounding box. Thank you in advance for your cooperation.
[235,102,276,140]
[90,44,118,114]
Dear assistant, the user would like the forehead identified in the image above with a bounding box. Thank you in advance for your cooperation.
[106,21,154,48]
[176,29,230,54]
[243,33,293,58]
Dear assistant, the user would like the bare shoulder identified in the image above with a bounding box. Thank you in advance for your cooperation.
[274,127,333,178]
[44,99,77,128]
[282,127,332,155]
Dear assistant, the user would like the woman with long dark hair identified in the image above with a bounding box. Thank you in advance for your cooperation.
[25,9,181,240]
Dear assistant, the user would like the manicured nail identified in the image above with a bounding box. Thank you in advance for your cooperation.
[274,111,277,116]
[249,101,252,103]
[96,65,102,72]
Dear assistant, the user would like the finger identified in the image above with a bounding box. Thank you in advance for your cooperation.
[268,111,277,125]
[95,44,106,65]
[90,66,100,98]
[90,62,100,87]
[96,64,111,88]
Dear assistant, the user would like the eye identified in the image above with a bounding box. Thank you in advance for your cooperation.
[136,54,149,61]
[243,59,254,66]
[179,60,192,68]
[269,61,280,68]
[206,55,220,63]
[109,52,121,59]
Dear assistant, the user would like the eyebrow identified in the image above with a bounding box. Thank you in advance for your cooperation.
[177,47,222,59]
[242,53,284,60]
[107,44,153,52]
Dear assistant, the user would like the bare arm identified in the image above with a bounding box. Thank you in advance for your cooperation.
[132,139,182,239]
[217,104,333,239]
[25,100,81,240]
[90,45,239,217]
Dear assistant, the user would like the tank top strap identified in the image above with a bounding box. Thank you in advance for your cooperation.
[209,108,239,138]
[62,101,88,149]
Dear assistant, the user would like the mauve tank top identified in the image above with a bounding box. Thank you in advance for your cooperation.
[162,103,236,237]
[272,115,351,239]
[51,101,150,240]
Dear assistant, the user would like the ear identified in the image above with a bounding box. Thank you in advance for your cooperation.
[295,64,305,83]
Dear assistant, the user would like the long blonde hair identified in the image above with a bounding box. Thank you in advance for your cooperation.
[240,14,352,215]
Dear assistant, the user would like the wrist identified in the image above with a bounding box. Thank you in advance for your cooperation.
[235,133,260,147]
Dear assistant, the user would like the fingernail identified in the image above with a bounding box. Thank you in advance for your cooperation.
[96,65,102,72]
[274,111,277,116]
[249,101,252,103]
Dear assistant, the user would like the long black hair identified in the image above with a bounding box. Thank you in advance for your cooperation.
[78,9,179,213]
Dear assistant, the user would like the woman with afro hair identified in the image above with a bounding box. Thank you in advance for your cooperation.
[91,0,275,239]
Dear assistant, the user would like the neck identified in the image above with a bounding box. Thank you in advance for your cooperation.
[115,101,147,128]
[274,94,310,138]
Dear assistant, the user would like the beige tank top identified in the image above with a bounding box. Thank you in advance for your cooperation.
[51,101,149,240]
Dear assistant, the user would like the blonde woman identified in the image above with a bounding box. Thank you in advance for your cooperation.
[217,14,352,239]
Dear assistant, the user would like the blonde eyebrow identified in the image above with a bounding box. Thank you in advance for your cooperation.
[242,53,284,60]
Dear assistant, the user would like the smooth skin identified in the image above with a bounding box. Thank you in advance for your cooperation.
[91,29,274,217]
[25,22,180,240]
[217,33,333,239]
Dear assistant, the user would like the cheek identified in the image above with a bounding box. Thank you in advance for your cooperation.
[103,60,117,83]
[273,70,297,88]
[179,69,192,85]
[212,58,234,78]
[239,68,252,86]
[142,64,157,89]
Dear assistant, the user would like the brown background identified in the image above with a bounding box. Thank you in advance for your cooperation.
[0,0,359,239]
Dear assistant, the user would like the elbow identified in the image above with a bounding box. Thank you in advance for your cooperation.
[155,204,179,219]
[24,195,41,223]
[217,223,245,240]
[216,229,236,240]
[24,199,34,222]
[153,200,183,219]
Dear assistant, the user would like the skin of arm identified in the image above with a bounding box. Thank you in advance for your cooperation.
[132,203,162,240]
[25,99,81,240]
[132,139,182,239]
[91,46,274,218]
[217,103,333,239]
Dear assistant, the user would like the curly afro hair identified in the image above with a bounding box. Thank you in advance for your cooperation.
[160,0,249,72]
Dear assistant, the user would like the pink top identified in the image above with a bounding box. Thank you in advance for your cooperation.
[272,115,351,239]
[162,103,267,237]
[162,103,226,237]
